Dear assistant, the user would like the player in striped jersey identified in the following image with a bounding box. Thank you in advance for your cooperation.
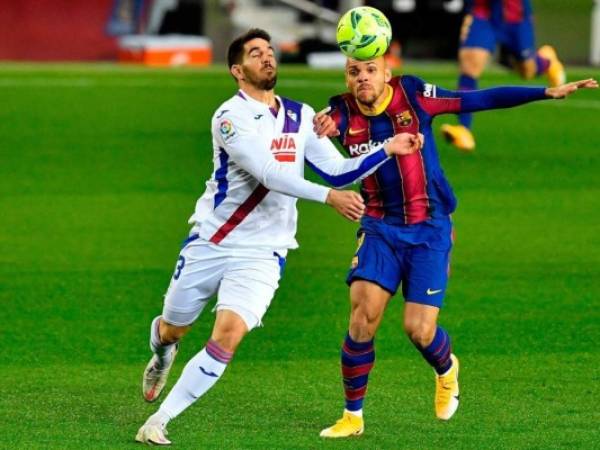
[134,29,424,446]
[319,56,596,438]
[442,0,566,151]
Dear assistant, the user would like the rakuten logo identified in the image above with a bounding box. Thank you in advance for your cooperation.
[348,137,392,156]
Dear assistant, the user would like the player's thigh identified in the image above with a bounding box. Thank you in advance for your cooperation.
[347,230,403,296]
[461,17,494,62]
[503,20,536,63]
[216,253,284,331]
[402,244,452,309]
[162,243,225,327]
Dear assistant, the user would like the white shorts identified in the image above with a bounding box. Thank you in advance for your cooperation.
[162,237,285,331]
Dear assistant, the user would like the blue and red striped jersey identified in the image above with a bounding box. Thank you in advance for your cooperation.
[329,75,547,224]
[465,0,532,23]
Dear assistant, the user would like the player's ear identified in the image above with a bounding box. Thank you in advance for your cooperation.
[230,64,244,82]
[384,66,392,83]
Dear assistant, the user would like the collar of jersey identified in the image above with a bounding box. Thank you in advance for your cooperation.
[356,83,393,116]
[238,89,281,113]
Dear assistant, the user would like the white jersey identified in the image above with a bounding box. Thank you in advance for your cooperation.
[189,89,389,252]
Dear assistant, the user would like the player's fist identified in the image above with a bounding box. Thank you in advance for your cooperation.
[313,106,340,138]
[384,132,424,156]
[545,78,598,99]
[326,189,365,222]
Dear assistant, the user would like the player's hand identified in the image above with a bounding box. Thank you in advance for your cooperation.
[545,78,598,99]
[313,106,340,138]
[326,189,365,222]
[383,132,424,156]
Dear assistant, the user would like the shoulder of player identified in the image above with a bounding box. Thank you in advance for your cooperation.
[212,97,252,125]
[395,75,443,99]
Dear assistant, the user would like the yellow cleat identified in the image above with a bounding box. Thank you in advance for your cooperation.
[440,124,475,152]
[538,45,566,87]
[435,354,460,420]
[320,411,364,438]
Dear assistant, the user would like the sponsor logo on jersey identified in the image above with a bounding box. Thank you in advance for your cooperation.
[423,83,437,98]
[286,109,297,122]
[216,109,229,118]
[271,134,297,162]
[219,119,235,141]
[348,127,367,136]
[396,110,413,127]
[348,137,392,157]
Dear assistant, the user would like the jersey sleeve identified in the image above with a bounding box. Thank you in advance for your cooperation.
[213,111,330,203]
[303,114,389,188]
[408,75,548,116]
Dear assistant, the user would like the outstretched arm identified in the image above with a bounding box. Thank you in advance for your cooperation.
[417,79,598,116]
[305,126,423,188]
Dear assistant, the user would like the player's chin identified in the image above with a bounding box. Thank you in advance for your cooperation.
[357,91,376,105]
[258,75,277,90]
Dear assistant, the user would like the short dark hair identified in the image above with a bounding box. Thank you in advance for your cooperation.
[227,28,272,68]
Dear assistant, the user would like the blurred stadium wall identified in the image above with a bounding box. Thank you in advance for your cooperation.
[0,0,594,64]
[0,0,118,60]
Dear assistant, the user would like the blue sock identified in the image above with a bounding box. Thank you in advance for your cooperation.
[418,327,453,375]
[341,333,375,412]
[458,74,477,129]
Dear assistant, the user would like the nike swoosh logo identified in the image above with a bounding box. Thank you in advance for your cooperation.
[199,366,218,377]
[348,127,366,136]
[426,288,443,295]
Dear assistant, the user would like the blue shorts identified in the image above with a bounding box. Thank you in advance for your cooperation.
[461,16,536,61]
[346,216,453,308]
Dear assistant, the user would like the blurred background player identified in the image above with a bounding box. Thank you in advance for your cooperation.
[134,28,423,446]
[441,0,566,151]
[318,55,596,438]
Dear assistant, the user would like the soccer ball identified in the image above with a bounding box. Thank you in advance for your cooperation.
[336,7,392,61]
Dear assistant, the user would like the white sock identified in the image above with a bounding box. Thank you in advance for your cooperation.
[150,316,175,368]
[159,347,229,419]
[345,408,363,418]
[147,409,171,427]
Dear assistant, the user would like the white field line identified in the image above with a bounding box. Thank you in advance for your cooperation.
[0,77,343,89]
[0,77,599,110]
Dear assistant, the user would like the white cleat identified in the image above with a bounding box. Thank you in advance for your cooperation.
[135,420,171,446]
[143,344,178,402]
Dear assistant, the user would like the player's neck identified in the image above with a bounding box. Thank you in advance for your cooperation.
[357,83,393,116]
[239,84,278,110]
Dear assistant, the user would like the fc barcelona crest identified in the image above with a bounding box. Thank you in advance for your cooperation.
[396,110,412,127]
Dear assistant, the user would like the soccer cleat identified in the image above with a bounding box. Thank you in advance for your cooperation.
[143,344,178,402]
[320,411,364,438]
[440,124,475,152]
[435,353,460,420]
[538,45,566,87]
[135,418,171,446]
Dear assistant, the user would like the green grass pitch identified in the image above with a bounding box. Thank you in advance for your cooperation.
[1,63,599,449]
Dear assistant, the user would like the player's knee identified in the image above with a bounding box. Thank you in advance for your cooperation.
[404,320,436,348]
[459,51,486,78]
[349,308,380,341]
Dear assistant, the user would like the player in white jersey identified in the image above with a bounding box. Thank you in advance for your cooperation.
[135,28,424,446]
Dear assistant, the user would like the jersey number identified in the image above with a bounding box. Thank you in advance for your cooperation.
[173,255,185,280]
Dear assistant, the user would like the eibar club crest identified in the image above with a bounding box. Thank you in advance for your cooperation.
[396,110,412,127]
[286,109,297,122]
